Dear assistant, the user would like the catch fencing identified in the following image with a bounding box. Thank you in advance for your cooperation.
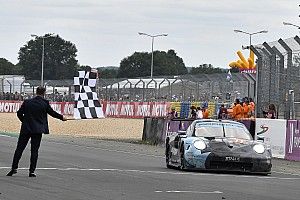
[97,74,253,103]
[252,36,300,119]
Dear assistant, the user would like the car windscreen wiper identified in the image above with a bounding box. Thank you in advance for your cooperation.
[222,123,226,137]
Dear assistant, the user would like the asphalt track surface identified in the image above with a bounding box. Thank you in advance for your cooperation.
[0,133,300,200]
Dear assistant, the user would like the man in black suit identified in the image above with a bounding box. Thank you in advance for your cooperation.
[6,86,67,177]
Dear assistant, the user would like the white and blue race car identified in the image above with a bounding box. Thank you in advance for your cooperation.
[165,119,272,174]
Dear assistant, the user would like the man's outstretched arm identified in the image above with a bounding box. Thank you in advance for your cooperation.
[46,102,67,121]
[17,101,25,122]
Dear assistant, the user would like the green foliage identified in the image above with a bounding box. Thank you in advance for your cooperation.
[97,68,118,79]
[118,49,187,78]
[77,65,92,71]
[230,66,240,73]
[0,58,22,75]
[189,64,225,74]
[18,34,78,80]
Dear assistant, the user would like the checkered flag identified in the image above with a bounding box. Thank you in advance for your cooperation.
[73,70,104,119]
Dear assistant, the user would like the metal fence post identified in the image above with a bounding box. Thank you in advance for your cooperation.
[278,39,293,119]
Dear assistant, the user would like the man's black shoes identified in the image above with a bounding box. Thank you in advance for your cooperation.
[6,169,17,176]
[6,170,37,177]
[29,172,36,177]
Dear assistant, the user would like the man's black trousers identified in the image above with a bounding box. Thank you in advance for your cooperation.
[11,133,42,173]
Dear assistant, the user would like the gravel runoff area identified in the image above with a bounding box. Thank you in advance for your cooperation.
[0,113,144,141]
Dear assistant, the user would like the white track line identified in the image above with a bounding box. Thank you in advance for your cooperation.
[155,190,223,194]
[272,171,300,177]
[3,135,299,177]
[1,167,299,180]
[0,134,12,138]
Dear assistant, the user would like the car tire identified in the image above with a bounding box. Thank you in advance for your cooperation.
[166,142,172,169]
[180,143,187,170]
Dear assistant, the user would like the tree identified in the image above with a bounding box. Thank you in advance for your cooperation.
[230,66,240,73]
[77,65,92,72]
[0,58,23,75]
[189,64,224,74]
[18,34,78,80]
[118,49,187,78]
[97,67,118,79]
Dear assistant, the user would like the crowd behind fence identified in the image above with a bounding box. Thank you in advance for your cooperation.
[0,92,73,102]
[97,73,253,103]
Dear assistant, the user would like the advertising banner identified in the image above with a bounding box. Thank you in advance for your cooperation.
[255,118,287,158]
[285,120,300,161]
[0,100,74,115]
[49,102,75,115]
[0,101,21,113]
[103,101,171,118]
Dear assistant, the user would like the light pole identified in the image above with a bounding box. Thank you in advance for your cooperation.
[31,33,55,86]
[138,32,168,79]
[283,22,300,29]
[234,29,267,118]
[234,29,268,49]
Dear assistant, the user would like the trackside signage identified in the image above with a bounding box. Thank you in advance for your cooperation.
[0,101,21,113]
[0,101,170,118]
[0,100,74,115]
[255,118,286,158]
[285,120,300,161]
[102,101,170,118]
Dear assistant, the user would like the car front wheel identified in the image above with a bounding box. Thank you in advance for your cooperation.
[180,144,187,170]
[166,143,172,169]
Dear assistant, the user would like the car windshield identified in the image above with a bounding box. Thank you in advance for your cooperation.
[194,121,252,140]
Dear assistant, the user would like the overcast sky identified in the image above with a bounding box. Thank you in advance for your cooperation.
[1,0,300,69]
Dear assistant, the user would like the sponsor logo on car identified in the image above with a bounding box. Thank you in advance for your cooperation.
[225,156,240,162]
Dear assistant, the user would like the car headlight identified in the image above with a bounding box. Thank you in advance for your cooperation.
[253,144,265,154]
[194,140,206,150]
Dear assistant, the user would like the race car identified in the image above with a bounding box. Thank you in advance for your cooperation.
[165,119,272,174]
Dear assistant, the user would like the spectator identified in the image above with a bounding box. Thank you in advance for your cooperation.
[265,104,276,119]
[196,107,203,119]
[232,99,243,120]
[218,104,228,119]
[243,101,251,118]
[202,101,208,109]
[202,106,209,119]
[249,98,255,117]
[190,106,197,119]
[168,107,178,119]
[0,92,4,100]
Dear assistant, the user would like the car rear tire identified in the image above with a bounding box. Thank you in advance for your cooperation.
[166,142,172,169]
